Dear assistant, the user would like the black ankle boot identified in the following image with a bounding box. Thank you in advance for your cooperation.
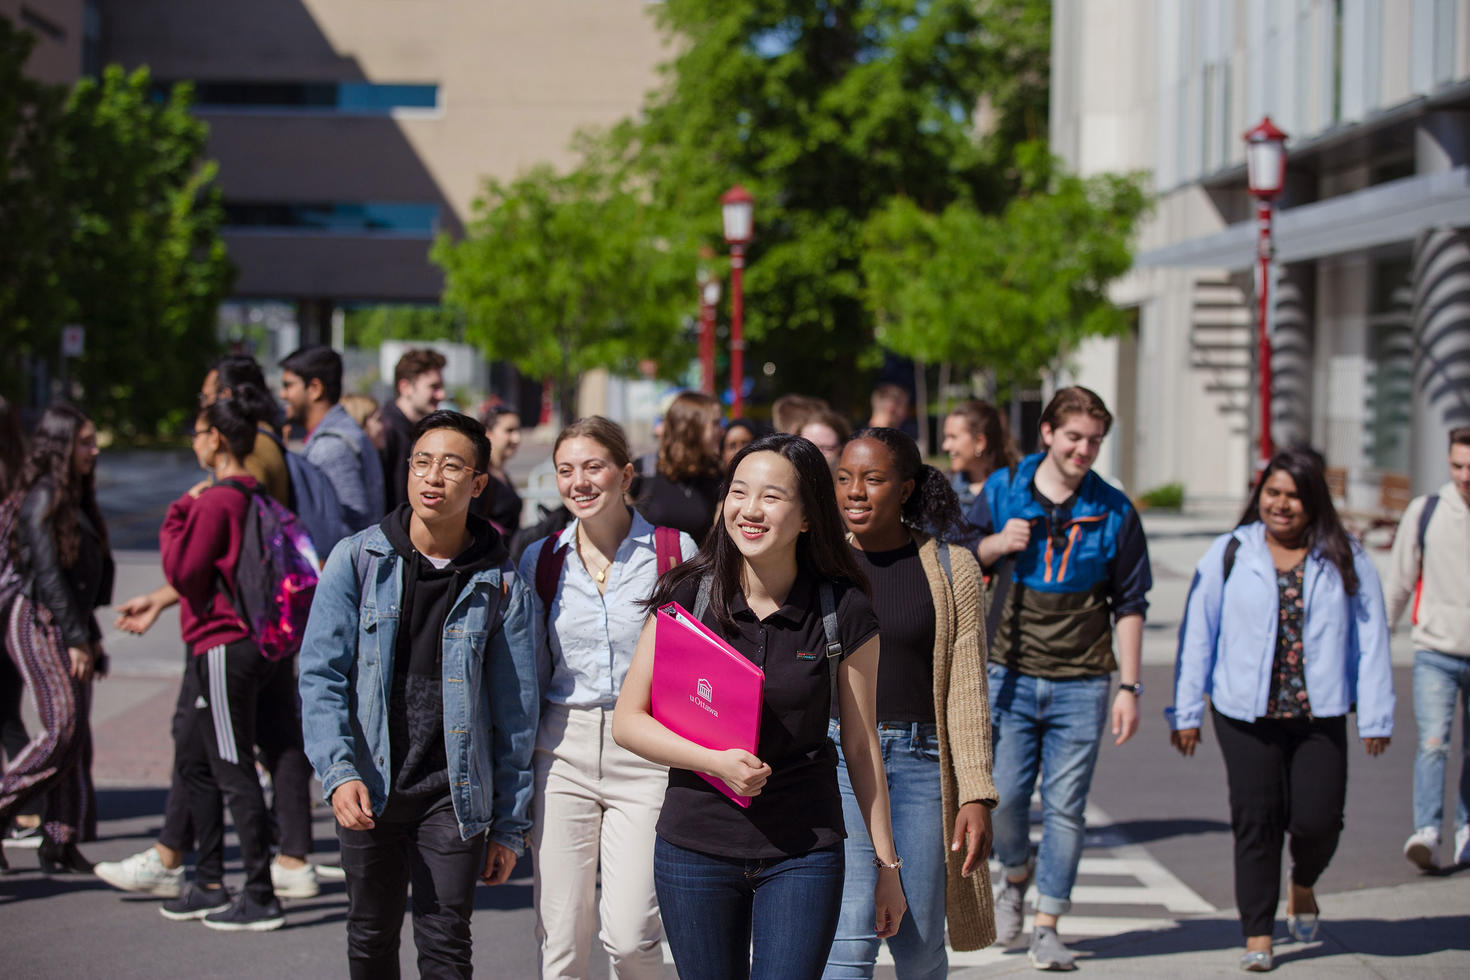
[38,839,94,875]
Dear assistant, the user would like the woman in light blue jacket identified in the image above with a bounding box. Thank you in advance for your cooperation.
[1169,447,1393,974]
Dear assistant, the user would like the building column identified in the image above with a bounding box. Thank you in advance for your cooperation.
[294,298,336,348]
[1410,227,1470,494]
[1271,263,1315,450]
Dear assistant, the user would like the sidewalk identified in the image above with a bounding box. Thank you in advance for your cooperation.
[948,876,1470,978]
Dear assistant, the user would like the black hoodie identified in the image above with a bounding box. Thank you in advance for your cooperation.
[378,502,507,821]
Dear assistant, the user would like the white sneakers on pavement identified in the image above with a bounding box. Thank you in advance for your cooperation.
[1403,826,1440,871]
[95,847,185,898]
[270,859,320,899]
[1456,825,1470,866]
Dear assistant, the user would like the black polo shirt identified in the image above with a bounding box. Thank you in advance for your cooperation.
[655,569,880,859]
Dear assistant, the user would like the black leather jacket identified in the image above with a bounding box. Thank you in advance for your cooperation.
[15,480,114,648]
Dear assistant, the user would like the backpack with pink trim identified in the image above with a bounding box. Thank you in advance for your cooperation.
[534,525,683,622]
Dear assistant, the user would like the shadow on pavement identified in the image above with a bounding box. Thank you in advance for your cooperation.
[96,786,170,822]
[1069,914,1470,963]
[1094,817,1231,844]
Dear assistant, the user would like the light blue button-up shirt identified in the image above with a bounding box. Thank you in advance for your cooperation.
[518,512,697,709]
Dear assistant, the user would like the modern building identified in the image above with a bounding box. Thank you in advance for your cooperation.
[1,0,95,83]
[95,0,667,351]
[1051,0,1470,506]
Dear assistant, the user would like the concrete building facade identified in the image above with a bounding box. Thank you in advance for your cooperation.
[1051,0,1470,505]
[95,0,667,338]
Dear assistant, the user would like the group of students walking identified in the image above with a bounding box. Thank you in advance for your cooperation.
[0,364,1461,979]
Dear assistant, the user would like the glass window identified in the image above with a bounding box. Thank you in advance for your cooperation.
[222,202,440,234]
[154,81,438,113]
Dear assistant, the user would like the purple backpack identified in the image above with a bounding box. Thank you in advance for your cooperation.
[217,480,320,661]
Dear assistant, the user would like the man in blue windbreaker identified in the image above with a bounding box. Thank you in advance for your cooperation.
[977,386,1152,970]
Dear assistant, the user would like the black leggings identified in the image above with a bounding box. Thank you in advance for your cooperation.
[1212,708,1347,937]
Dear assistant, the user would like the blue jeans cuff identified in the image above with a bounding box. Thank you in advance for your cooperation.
[1036,894,1071,916]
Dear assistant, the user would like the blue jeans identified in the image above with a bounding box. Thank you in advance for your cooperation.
[654,835,845,980]
[1412,649,1470,832]
[987,666,1110,916]
[824,721,947,980]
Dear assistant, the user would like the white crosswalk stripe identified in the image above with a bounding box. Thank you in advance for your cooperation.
[660,796,1214,970]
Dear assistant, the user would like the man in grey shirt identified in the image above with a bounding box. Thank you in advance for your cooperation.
[279,346,385,533]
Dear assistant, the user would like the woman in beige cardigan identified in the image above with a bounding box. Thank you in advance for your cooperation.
[823,427,997,979]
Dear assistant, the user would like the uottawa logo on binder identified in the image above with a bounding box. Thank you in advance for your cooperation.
[652,602,765,807]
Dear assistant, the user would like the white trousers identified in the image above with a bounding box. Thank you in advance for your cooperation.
[532,703,668,980]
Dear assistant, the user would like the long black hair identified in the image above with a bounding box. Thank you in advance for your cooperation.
[9,404,108,568]
[847,427,974,544]
[1237,446,1359,595]
[644,433,870,634]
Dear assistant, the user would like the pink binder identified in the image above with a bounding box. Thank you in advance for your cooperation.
[652,601,765,808]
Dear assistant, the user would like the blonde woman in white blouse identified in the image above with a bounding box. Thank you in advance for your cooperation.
[518,417,696,980]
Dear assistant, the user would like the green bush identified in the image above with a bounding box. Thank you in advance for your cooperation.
[1139,481,1185,510]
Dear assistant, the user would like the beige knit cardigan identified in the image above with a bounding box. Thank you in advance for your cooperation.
[913,530,998,951]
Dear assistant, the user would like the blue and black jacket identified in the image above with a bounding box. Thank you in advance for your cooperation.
[982,453,1151,677]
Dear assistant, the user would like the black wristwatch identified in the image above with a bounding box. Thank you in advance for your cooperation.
[1119,681,1143,696]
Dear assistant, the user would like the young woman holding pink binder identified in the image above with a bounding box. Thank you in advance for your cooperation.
[519,417,698,980]
[825,428,998,979]
[614,433,907,980]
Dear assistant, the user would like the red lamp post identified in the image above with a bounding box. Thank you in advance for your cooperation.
[720,184,754,417]
[1244,115,1288,471]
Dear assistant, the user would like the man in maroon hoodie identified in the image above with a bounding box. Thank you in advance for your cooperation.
[158,397,288,931]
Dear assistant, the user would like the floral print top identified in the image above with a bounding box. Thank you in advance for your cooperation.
[1266,559,1311,719]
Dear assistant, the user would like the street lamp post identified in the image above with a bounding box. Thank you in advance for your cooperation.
[721,184,754,417]
[1244,115,1288,471]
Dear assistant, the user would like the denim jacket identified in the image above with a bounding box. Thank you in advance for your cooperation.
[1168,522,1394,738]
[299,526,539,852]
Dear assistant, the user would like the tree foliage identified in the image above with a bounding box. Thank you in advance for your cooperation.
[0,17,233,438]
[433,163,692,423]
[608,0,1056,408]
[862,143,1150,389]
[343,305,458,349]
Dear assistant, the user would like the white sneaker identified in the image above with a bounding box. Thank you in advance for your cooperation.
[270,859,320,899]
[95,847,184,897]
[314,863,346,881]
[1455,826,1470,866]
[1403,826,1440,871]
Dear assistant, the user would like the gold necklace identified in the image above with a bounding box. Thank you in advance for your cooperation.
[578,528,613,583]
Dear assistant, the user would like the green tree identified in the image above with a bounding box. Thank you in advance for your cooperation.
[861,144,1150,395]
[433,163,692,424]
[610,0,1054,410]
[0,17,233,439]
[343,305,459,349]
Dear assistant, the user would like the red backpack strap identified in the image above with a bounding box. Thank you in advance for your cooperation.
[654,526,683,575]
[534,535,569,617]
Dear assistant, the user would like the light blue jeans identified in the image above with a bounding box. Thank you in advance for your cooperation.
[987,665,1110,916]
[1412,649,1470,832]
[823,720,947,980]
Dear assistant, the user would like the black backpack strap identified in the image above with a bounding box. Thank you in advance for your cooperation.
[1222,536,1242,582]
[1417,495,1439,563]
[819,580,843,714]
[693,572,713,620]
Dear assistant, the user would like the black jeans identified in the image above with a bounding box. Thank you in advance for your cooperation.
[1213,708,1347,937]
[338,801,487,980]
[176,641,292,904]
[165,647,312,859]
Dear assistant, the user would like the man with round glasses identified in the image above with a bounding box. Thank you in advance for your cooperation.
[300,409,539,978]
